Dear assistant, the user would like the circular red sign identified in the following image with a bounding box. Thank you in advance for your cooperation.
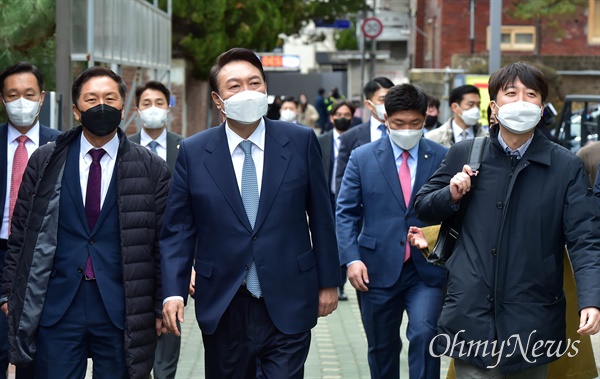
[362,17,383,39]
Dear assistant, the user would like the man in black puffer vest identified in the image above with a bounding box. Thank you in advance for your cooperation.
[0,67,170,379]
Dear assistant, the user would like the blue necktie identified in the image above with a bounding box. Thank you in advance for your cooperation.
[378,124,387,139]
[148,140,159,154]
[240,140,262,297]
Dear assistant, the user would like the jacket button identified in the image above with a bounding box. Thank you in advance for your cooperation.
[491,249,497,256]
[88,239,94,245]
[77,267,83,274]
[496,202,503,209]
[252,236,257,241]
[400,241,405,247]
[487,295,494,302]
[245,264,249,270]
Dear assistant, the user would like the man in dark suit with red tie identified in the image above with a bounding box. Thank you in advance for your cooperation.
[0,62,60,379]
[1,66,170,378]
[160,48,341,378]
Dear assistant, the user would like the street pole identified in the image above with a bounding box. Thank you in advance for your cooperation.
[369,0,377,81]
[489,0,502,74]
[56,0,72,131]
[470,0,475,55]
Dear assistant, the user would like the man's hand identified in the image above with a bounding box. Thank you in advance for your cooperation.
[162,299,185,336]
[155,318,163,336]
[318,288,338,317]
[407,226,428,249]
[577,307,600,335]
[450,165,477,204]
[189,267,196,296]
[1,304,7,317]
[347,261,369,292]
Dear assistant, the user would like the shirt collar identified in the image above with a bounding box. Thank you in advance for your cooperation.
[80,131,120,160]
[451,119,474,139]
[140,128,167,148]
[7,121,40,147]
[333,128,341,140]
[497,130,534,158]
[225,118,266,156]
[370,116,385,132]
[389,136,420,162]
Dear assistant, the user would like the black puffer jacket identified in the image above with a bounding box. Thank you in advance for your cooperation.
[1,126,170,378]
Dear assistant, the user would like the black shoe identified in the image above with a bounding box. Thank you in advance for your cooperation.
[338,288,348,301]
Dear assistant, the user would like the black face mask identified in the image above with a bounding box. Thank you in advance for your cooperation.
[79,104,122,137]
[334,118,352,132]
[424,115,438,129]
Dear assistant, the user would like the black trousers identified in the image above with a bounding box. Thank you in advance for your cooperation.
[202,286,311,379]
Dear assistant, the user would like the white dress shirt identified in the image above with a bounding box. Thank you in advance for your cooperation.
[140,128,167,161]
[452,119,474,142]
[370,116,387,142]
[331,129,341,194]
[1,122,41,239]
[79,132,119,209]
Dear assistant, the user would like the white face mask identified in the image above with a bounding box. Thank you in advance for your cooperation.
[458,106,480,126]
[4,97,41,127]
[389,128,423,150]
[368,100,386,121]
[218,90,268,125]
[280,109,297,122]
[139,106,168,129]
[495,101,542,135]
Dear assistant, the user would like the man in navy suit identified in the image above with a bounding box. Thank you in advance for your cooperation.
[160,48,341,379]
[0,62,60,379]
[335,77,395,193]
[336,84,448,379]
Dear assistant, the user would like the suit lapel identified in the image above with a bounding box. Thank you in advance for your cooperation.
[203,125,253,233]
[253,120,291,233]
[321,132,333,181]
[359,121,372,145]
[165,132,181,172]
[63,137,90,232]
[374,137,406,209]
[92,165,117,233]
[39,125,55,145]
[0,125,7,225]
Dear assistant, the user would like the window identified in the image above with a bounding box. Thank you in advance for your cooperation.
[590,0,600,45]
[486,25,536,51]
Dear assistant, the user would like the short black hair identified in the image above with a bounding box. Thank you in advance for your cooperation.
[281,96,298,107]
[208,48,265,94]
[384,84,428,117]
[135,81,170,107]
[489,61,548,102]
[330,99,356,117]
[0,62,44,95]
[363,77,395,101]
[72,66,127,105]
[318,88,325,96]
[427,95,440,109]
[448,85,480,107]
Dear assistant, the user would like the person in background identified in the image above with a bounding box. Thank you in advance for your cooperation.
[415,61,600,378]
[0,61,61,379]
[297,93,319,133]
[317,99,356,302]
[1,66,169,378]
[424,95,442,133]
[129,80,184,379]
[336,84,448,379]
[335,77,395,194]
[425,84,488,147]
[279,97,300,124]
[315,88,329,134]
[160,47,341,378]
[266,95,282,120]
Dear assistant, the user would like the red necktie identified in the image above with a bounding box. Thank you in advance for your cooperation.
[84,148,106,279]
[8,135,29,235]
[399,150,412,262]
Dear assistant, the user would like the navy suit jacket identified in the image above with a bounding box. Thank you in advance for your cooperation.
[334,121,372,194]
[336,136,448,288]
[317,131,334,189]
[160,118,341,335]
[0,123,60,237]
